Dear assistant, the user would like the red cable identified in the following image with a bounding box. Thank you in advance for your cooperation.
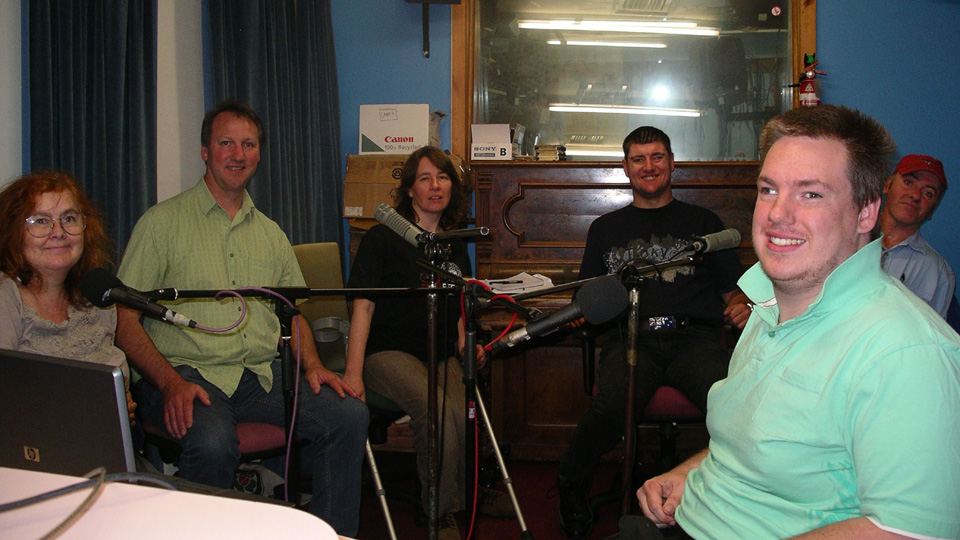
[461,280,521,352]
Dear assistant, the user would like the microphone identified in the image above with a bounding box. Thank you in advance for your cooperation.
[688,228,741,254]
[80,268,197,328]
[490,275,629,354]
[374,203,423,247]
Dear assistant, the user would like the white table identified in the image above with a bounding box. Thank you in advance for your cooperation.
[0,467,338,539]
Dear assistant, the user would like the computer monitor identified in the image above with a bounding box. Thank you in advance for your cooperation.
[0,349,136,475]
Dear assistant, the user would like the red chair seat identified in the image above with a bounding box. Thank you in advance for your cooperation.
[142,420,287,457]
[641,386,703,421]
[236,423,287,455]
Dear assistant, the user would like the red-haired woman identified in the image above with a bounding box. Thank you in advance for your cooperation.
[0,171,133,417]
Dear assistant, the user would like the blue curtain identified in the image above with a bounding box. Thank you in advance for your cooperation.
[28,0,157,256]
[207,0,343,246]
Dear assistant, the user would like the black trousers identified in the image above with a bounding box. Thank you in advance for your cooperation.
[559,323,730,487]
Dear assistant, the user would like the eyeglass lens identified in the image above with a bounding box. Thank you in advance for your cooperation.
[25,212,86,237]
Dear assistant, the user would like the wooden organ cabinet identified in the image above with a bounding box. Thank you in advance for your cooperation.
[472,160,760,461]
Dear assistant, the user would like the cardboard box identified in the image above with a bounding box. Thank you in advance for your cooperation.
[342,153,464,229]
[343,154,405,224]
[359,104,445,154]
[471,124,513,160]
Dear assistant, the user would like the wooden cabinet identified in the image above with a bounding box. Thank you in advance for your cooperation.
[473,161,759,460]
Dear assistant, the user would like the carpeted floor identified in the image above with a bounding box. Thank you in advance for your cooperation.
[355,453,641,540]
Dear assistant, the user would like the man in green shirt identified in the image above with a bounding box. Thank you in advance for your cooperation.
[636,105,960,539]
[116,100,368,536]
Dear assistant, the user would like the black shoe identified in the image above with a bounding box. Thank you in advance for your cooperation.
[439,513,461,540]
[558,475,594,538]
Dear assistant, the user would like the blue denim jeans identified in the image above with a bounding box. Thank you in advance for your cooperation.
[133,362,369,536]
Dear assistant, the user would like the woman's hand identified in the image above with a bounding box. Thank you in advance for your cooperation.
[126,389,137,425]
[460,343,489,369]
[342,370,366,402]
[475,343,488,369]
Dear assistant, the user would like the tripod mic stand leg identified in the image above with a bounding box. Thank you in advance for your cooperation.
[475,392,535,539]
[365,439,398,540]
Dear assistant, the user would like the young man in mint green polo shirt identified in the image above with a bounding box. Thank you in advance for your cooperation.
[116,100,368,536]
[636,105,960,540]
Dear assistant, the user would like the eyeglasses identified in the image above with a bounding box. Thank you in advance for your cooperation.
[24,212,86,238]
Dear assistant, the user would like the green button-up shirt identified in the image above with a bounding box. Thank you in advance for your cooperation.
[118,179,306,396]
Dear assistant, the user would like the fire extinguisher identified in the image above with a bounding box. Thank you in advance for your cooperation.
[798,53,826,107]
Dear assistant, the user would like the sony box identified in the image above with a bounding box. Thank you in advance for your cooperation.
[471,124,513,160]
[359,104,445,154]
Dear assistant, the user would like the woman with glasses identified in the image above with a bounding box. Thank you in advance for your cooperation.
[0,171,133,418]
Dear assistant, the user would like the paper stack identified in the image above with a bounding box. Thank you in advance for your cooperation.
[481,272,554,294]
[535,145,567,161]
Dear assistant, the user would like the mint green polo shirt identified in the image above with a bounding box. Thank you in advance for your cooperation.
[677,239,960,539]
[118,179,306,396]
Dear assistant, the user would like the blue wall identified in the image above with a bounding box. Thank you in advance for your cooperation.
[331,0,454,271]
[332,0,452,158]
[819,0,960,277]
[332,0,960,277]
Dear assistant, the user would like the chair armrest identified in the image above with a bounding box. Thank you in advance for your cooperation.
[311,316,350,343]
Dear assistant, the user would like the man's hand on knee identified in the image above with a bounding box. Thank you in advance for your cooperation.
[637,470,687,528]
[162,378,211,438]
[305,365,358,399]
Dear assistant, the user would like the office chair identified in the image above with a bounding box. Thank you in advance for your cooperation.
[291,242,407,439]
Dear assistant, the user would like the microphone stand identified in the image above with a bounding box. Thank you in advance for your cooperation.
[418,259,538,540]
[614,253,703,516]
[422,244,442,540]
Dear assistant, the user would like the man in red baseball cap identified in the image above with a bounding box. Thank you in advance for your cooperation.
[880,153,955,318]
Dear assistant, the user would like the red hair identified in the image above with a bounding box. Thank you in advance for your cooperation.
[0,171,113,307]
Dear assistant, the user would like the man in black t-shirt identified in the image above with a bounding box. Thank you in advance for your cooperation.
[557,126,751,539]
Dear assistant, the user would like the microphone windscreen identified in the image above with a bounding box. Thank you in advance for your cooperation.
[578,275,629,324]
[80,268,123,307]
[705,228,741,252]
[374,203,421,247]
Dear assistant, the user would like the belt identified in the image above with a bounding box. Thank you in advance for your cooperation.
[637,316,715,331]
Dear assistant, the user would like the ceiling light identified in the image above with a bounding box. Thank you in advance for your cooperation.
[518,19,719,37]
[549,103,702,118]
[547,40,667,49]
[651,84,671,101]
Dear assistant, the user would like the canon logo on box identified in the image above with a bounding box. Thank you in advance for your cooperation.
[359,104,444,154]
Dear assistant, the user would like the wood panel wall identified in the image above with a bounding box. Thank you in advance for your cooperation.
[474,161,760,460]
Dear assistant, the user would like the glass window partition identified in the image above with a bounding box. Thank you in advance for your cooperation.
[474,0,793,161]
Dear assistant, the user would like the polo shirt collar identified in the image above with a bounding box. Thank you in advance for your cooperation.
[901,229,928,253]
[740,238,885,327]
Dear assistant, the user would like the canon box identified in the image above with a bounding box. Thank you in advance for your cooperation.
[359,104,445,154]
